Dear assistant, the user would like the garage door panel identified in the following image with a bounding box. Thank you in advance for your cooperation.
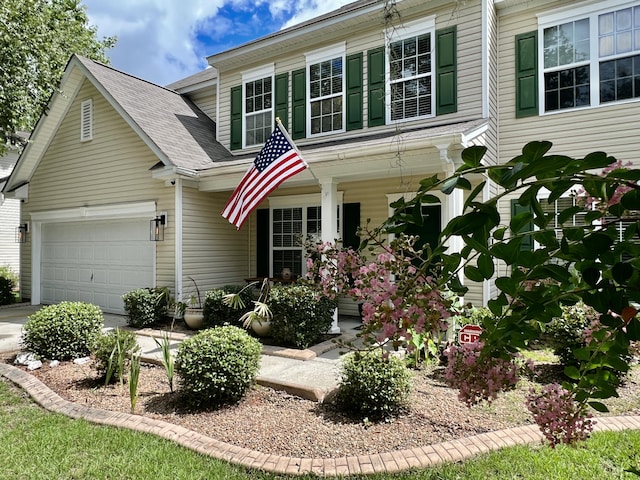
[41,219,154,314]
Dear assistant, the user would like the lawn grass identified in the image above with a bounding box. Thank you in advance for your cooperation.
[2,378,640,479]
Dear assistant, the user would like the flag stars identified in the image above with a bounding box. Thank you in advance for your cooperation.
[254,131,293,172]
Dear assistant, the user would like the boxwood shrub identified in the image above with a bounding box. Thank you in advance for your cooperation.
[203,284,254,328]
[122,287,170,327]
[22,302,104,360]
[268,284,337,349]
[176,326,261,407]
[543,302,599,366]
[336,350,412,419]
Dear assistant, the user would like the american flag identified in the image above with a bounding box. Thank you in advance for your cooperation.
[222,122,308,229]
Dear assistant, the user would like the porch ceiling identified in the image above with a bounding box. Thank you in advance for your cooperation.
[195,118,489,193]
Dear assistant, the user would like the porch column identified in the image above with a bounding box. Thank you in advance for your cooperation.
[320,178,340,334]
[437,144,465,301]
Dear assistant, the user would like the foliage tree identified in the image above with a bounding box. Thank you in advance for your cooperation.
[0,0,116,153]
[309,141,640,446]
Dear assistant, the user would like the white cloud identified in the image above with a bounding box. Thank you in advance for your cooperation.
[81,0,354,86]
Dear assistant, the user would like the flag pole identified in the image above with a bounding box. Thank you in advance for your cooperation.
[275,117,318,182]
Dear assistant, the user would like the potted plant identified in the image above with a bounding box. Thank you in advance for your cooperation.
[184,276,204,329]
[223,278,272,337]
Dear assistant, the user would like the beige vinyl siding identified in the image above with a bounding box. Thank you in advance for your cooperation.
[216,1,485,153]
[186,89,216,122]
[0,149,21,276]
[498,2,640,165]
[181,187,250,297]
[21,80,175,298]
[497,2,640,281]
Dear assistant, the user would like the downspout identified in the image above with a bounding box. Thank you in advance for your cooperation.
[175,178,183,301]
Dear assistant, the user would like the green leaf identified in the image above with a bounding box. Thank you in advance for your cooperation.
[441,176,460,195]
[621,189,640,210]
[493,227,506,240]
[478,253,495,278]
[588,401,609,413]
[564,365,580,380]
[460,145,487,168]
[583,233,614,254]
[582,267,601,287]
[612,262,633,284]
[522,141,553,161]
[463,181,486,209]
[464,265,484,282]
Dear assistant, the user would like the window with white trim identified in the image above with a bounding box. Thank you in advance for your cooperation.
[243,65,274,147]
[80,98,93,142]
[269,194,342,278]
[387,17,435,122]
[306,44,345,136]
[540,1,640,112]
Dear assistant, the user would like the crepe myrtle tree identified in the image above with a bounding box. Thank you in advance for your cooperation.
[308,141,640,446]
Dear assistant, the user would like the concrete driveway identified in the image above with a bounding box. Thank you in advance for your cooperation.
[0,303,128,353]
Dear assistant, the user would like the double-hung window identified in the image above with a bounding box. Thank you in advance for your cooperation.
[387,17,435,123]
[243,65,274,147]
[539,1,640,113]
[306,44,345,136]
[269,194,343,278]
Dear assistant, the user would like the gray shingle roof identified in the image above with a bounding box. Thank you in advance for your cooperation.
[76,55,233,170]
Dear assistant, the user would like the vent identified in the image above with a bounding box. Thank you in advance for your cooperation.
[80,99,93,141]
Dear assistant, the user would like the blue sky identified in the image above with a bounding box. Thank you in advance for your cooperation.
[81,0,353,86]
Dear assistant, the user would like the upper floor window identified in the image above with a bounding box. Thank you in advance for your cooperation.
[243,65,274,147]
[539,2,640,113]
[306,44,345,136]
[386,17,435,123]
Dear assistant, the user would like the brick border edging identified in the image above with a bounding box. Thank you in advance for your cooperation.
[2,363,640,477]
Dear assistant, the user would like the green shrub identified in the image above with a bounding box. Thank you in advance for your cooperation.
[543,302,599,366]
[0,266,18,305]
[122,287,170,327]
[92,328,139,382]
[203,285,253,328]
[22,302,104,360]
[176,326,262,406]
[268,284,337,349]
[336,350,412,419]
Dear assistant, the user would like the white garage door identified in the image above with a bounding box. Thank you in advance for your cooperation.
[41,219,154,314]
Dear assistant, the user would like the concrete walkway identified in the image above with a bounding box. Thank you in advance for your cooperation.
[3,304,640,476]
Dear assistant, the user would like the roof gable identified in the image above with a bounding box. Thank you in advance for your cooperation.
[4,55,232,193]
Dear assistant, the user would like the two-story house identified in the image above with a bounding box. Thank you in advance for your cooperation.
[6,0,631,317]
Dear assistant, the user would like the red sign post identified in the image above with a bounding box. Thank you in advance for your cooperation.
[458,324,483,344]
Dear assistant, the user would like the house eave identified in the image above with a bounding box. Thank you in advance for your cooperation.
[196,119,489,192]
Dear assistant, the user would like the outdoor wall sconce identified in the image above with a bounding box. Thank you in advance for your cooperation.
[150,213,167,241]
[15,223,28,243]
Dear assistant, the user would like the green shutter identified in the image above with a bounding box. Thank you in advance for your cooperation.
[367,46,385,127]
[275,73,289,130]
[256,209,270,277]
[342,203,361,250]
[291,68,306,140]
[230,85,242,150]
[511,199,534,252]
[515,31,538,118]
[346,53,363,131]
[436,26,457,115]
